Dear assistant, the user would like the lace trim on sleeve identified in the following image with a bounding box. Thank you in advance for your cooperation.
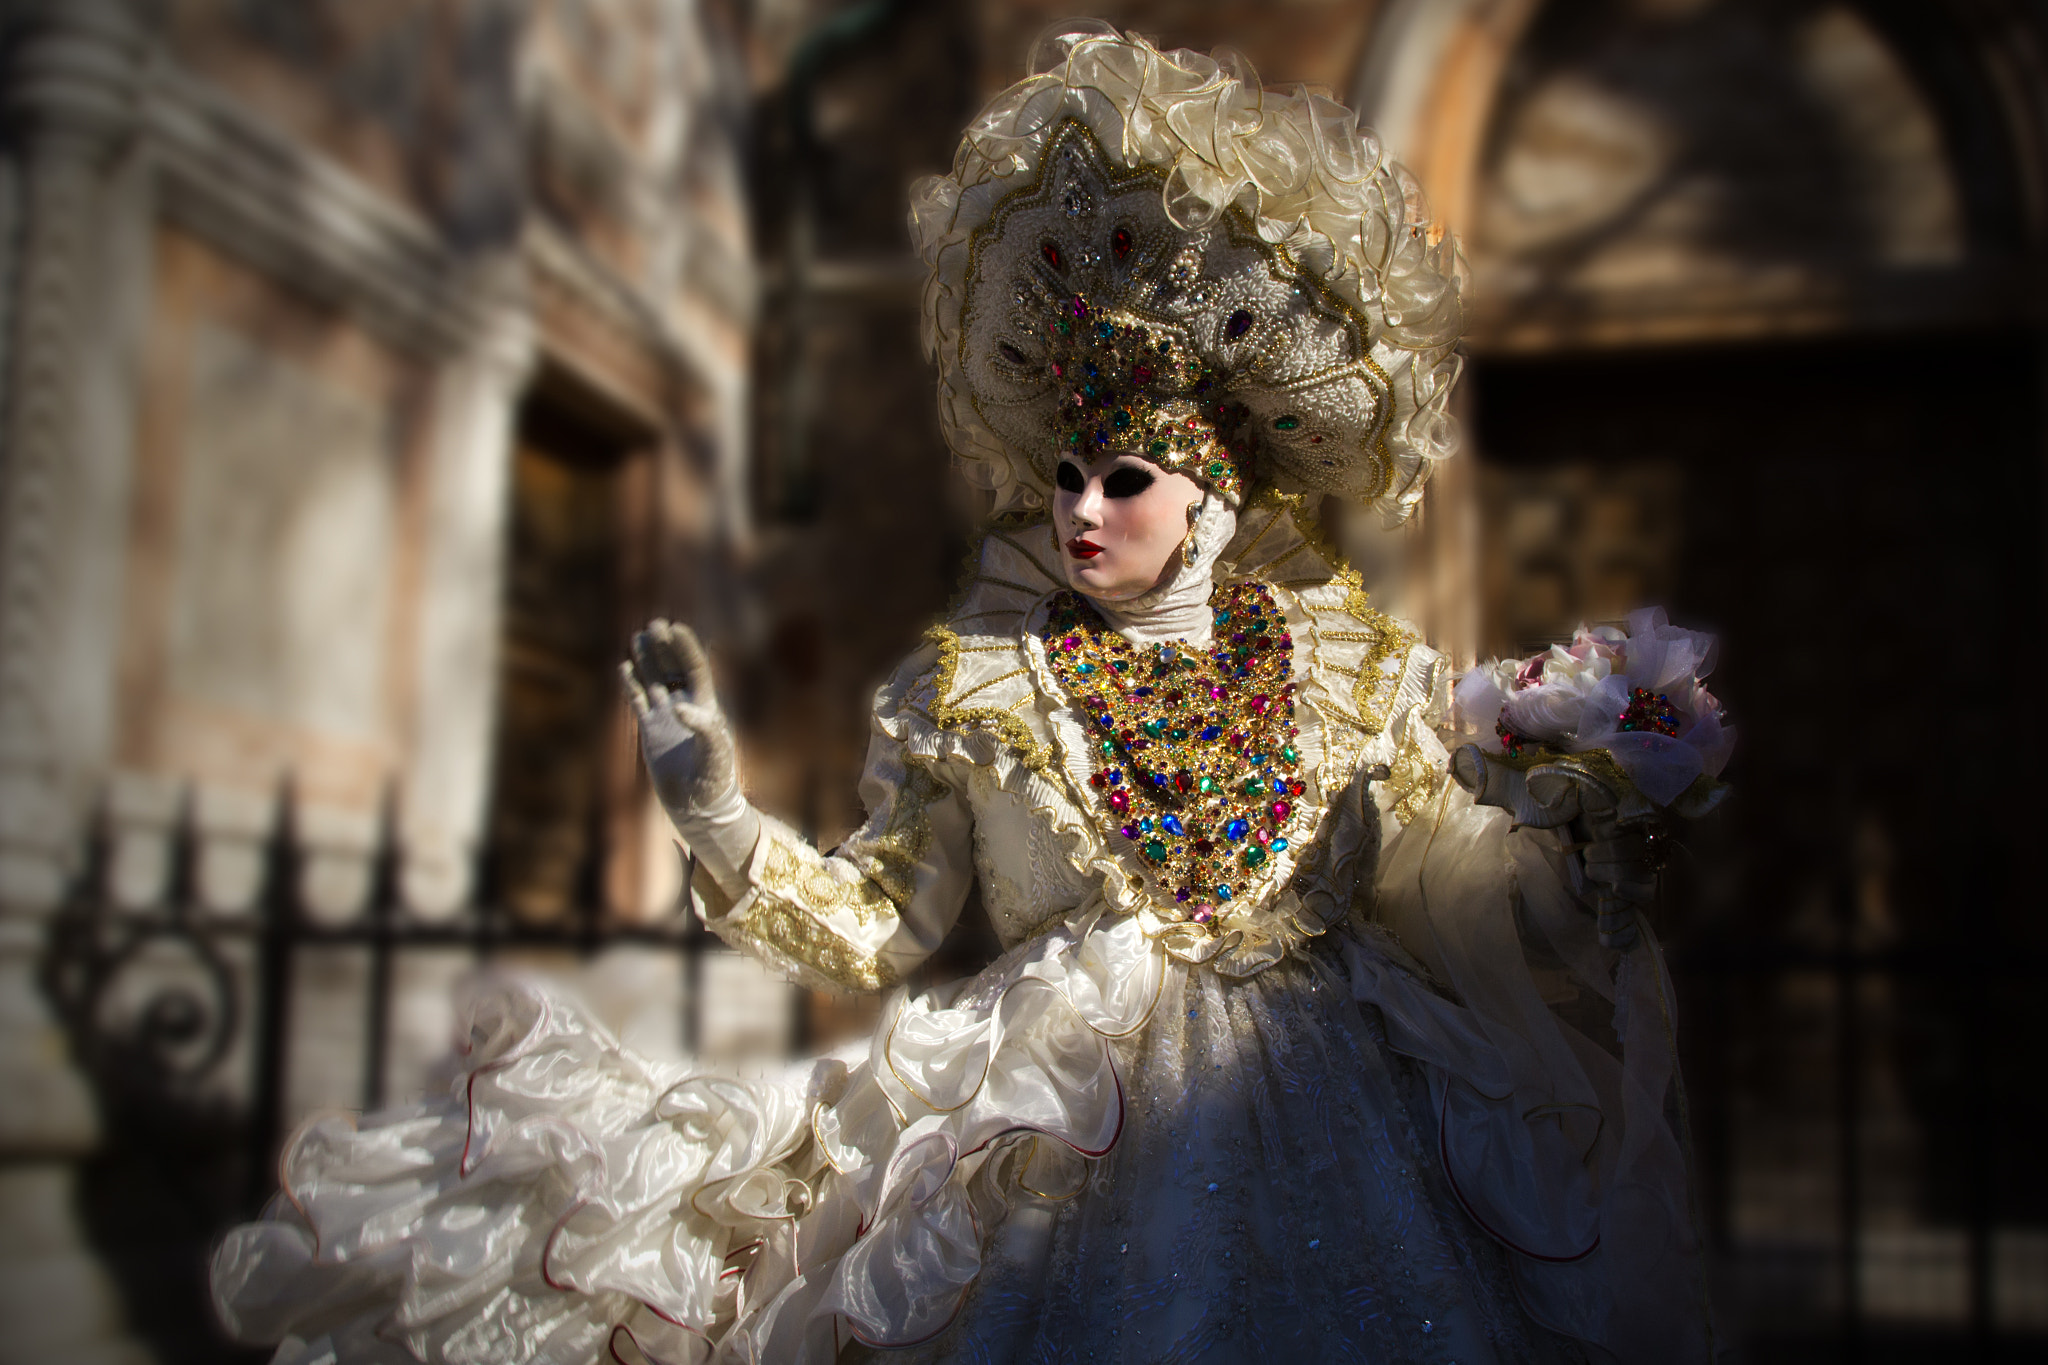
[712,747,968,995]
[851,762,948,909]
[714,825,905,993]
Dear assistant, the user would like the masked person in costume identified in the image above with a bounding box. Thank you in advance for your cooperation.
[213,22,1722,1364]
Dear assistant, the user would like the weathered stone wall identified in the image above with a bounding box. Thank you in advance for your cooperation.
[0,2,758,1357]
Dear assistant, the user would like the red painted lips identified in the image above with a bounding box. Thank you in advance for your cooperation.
[1066,538,1104,559]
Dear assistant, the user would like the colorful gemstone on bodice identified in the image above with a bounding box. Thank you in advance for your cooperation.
[1043,579,1307,923]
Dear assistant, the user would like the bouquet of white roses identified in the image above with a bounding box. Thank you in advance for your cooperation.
[1448,609,1733,945]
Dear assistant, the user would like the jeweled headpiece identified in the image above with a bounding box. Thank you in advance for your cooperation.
[911,22,1465,521]
[1041,301,1246,501]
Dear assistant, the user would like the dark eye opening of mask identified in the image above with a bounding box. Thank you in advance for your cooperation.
[1102,465,1155,499]
[1055,460,1085,493]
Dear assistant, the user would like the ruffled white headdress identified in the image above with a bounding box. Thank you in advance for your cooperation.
[910,20,1465,525]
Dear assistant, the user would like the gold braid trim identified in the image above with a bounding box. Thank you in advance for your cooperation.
[738,838,901,992]
[758,837,899,927]
[1481,745,1726,811]
[924,625,1055,773]
[1341,589,1417,738]
[856,762,947,908]
[1233,490,1416,738]
[1386,706,1445,826]
[1294,576,1414,739]
[745,903,900,992]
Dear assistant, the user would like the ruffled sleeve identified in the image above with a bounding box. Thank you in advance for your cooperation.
[691,644,979,994]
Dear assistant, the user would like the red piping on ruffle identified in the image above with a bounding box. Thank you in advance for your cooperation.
[1438,1083,1599,1265]
[459,990,559,1177]
[843,1194,986,1351]
[609,1322,702,1365]
[259,981,745,1360]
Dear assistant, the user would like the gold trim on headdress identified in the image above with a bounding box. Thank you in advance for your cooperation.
[1042,304,1246,500]
[913,28,1465,524]
[953,118,1403,511]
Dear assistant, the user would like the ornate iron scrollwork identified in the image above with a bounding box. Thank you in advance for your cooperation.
[43,802,249,1105]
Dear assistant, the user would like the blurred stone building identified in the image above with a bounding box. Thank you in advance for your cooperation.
[5,0,2048,1361]
[0,1,764,1359]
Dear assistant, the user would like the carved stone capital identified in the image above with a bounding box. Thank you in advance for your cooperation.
[0,0,146,156]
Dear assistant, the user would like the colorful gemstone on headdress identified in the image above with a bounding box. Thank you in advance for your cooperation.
[1038,306,1246,499]
[1225,308,1253,338]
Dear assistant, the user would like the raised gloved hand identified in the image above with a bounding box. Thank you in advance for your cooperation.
[622,620,760,892]
[1449,746,1664,950]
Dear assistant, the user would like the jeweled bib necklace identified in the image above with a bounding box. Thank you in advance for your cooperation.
[1042,579,1307,923]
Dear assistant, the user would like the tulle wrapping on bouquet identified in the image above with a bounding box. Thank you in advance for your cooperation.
[1454,607,1735,806]
[1367,782,1712,1362]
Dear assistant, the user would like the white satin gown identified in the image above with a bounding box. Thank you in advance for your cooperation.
[211,504,1714,1364]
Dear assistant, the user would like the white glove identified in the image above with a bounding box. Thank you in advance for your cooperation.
[622,619,760,893]
[1449,745,1664,950]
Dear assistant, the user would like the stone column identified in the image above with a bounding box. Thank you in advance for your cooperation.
[399,287,534,919]
[0,2,152,1362]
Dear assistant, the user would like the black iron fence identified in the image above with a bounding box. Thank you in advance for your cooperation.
[38,790,2048,1362]
[41,788,729,1363]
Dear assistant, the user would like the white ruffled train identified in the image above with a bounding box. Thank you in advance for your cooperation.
[215,835,1704,1364]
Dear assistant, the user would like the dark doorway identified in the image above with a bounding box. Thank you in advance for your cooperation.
[486,374,652,926]
[1472,331,2048,1358]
